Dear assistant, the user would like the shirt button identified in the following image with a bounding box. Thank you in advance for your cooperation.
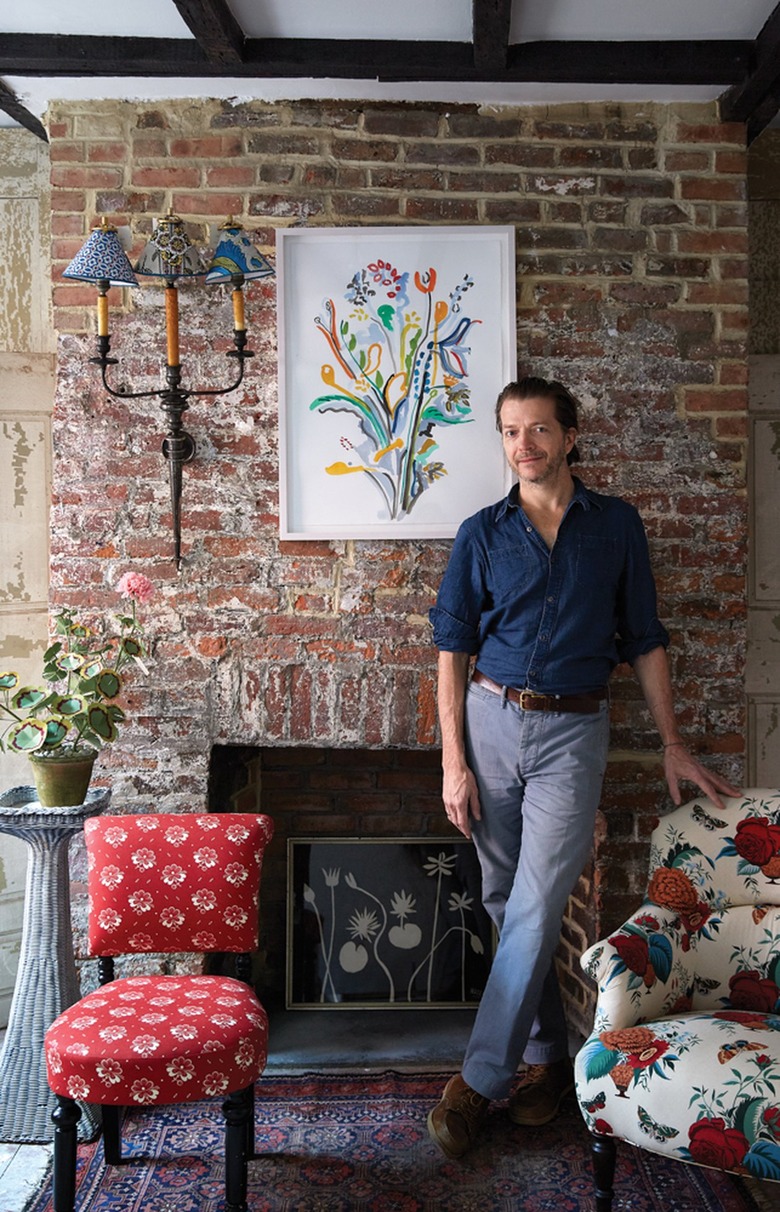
[526,526,533,532]
[547,596,554,603]
[540,635,548,641]
[529,669,537,678]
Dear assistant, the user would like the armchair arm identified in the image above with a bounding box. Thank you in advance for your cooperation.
[581,902,698,1032]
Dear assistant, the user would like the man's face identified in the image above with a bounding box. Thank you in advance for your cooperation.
[498,395,577,487]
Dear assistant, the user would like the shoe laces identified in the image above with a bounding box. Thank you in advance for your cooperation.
[453,1086,488,1131]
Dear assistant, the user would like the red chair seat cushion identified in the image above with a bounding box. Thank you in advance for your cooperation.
[45,975,268,1105]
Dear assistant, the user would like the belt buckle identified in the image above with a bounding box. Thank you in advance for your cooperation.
[519,689,546,711]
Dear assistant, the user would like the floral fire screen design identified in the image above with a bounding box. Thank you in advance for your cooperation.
[277,227,515,539]
[287,839,494,1009]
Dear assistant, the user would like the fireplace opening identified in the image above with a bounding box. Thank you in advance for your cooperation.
[207,744,454,1014]
[207,743,592,1068]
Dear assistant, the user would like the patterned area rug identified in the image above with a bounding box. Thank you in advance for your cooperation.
[26,1072,766,1211]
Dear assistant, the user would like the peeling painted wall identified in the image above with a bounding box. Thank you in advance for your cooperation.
[0,130,54,1024]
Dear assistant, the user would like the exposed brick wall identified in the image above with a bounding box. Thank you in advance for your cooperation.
[48,97,747,1035]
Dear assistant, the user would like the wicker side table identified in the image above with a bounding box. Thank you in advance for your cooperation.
[0,785,110,1142]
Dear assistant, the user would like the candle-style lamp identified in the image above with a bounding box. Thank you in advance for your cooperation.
[63,212,273,568]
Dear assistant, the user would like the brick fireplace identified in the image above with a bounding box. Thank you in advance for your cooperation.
[49,95,746,1038]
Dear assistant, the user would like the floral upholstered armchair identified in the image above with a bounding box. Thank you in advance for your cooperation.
[575,789,780,1210]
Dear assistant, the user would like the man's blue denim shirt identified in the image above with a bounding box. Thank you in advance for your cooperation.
[429,477,669,695]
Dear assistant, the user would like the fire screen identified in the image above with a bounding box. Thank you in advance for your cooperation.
[287,838,494,1009]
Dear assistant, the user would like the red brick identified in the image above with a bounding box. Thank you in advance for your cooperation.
[680,179,746,202]
[205,166,255,188]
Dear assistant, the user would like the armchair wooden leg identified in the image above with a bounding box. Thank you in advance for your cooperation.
[51,1095,81,1212]
[592,1132,617,1212]
[102,1105,123,1165]
[223,1087,250,1212]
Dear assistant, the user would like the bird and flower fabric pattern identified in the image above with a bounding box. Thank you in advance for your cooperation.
[575,790,780,1183]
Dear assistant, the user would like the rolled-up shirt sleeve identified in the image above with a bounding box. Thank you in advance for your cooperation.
[429,520,485,654]
[615,508,670,665]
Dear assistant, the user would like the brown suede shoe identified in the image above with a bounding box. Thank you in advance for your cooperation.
[507,1058,574,1126]
[427,1074,490,1158]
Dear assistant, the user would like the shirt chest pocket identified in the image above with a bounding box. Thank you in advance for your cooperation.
[487,545,535,605]
[575,535,622,591]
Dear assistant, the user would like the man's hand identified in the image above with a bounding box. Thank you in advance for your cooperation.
[663,743,741,811]
[442,762,481,839]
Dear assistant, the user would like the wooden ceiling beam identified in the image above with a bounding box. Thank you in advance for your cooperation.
[0,79,48,141]
[170,0,245,66]
[0,34,751,86]
[719,1,780,140]
[472,0,512,73]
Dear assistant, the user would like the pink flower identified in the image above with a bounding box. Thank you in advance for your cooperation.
[116,571,155,605]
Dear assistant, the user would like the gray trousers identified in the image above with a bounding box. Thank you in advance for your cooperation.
[461,679,610,1101]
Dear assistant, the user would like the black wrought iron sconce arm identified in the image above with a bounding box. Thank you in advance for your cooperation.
[89,279,254,569]
[64,213,273,570]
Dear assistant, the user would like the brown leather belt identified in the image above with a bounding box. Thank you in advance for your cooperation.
[472,670,608,714]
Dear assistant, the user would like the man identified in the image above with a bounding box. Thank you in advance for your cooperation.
[427,376,739,1159]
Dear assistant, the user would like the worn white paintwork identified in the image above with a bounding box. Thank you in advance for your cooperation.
[0,130,54,1026]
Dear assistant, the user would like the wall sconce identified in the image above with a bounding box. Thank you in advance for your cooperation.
[64,213,274,568]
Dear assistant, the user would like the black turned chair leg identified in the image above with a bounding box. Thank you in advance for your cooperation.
[592,1132,617,1212]
[245,1083,256,1158]
[102,1105,123,1165]
[223,1087,250,1212]
[51,1095,81,1212]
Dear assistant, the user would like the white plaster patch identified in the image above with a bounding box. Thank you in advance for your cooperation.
[533,176,596,195]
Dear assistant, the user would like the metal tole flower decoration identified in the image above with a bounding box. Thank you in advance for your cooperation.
[298,848,487,1006]
[311,259,479,520]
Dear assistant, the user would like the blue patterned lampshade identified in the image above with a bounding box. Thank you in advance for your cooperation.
[63,219,138,286]
[205,218,274,284]
[135,211,203,278]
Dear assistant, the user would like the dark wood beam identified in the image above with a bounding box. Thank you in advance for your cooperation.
[719,0,780,138]
[746,86,780,145]
[0,34,751,86]
[0,79,48,142]
[505,40,749,86]
[170,0,245,66]
[472,0,512,73]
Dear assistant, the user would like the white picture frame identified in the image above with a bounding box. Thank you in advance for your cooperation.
[277,225,516,539]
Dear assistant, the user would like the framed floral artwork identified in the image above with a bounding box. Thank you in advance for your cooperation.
[276,225,516,539]
[287,838,494,1009]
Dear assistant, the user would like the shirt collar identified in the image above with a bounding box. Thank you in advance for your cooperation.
[495,476,603,522]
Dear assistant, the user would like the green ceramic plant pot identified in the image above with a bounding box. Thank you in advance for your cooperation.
[28,746,97,807]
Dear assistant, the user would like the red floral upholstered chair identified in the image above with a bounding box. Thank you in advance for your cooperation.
[44,812,274,1212]
[575,790,780,1210]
